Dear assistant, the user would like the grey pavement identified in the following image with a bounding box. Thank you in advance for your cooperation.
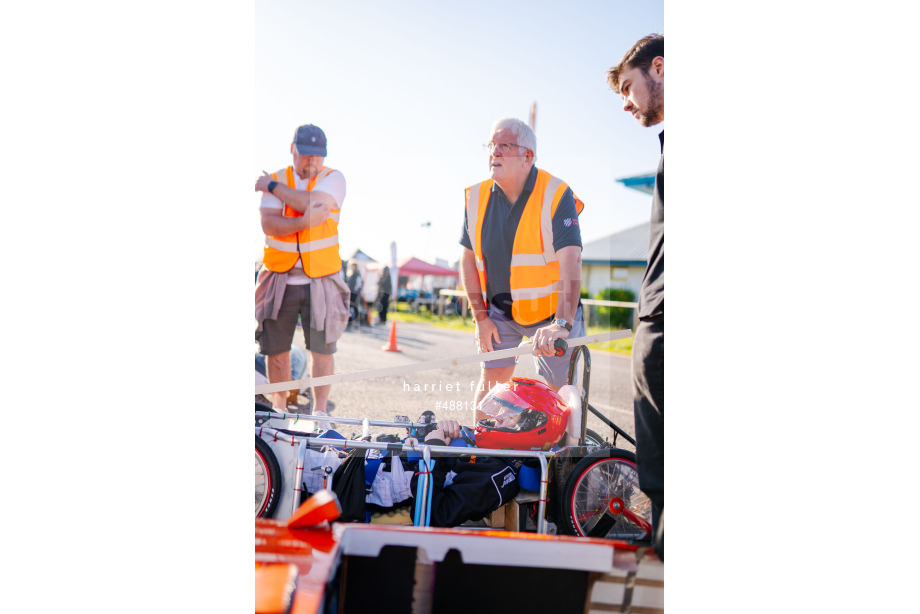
[265,319,636,452]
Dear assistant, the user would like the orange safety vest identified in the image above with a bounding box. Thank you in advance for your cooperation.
[262,166,342,277]
[465,169,584,326]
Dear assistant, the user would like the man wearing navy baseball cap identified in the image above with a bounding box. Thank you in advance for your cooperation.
[291,124,328,156]
[254,124,348,427]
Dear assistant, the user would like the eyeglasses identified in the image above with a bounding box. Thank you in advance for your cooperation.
[483,142,528,154]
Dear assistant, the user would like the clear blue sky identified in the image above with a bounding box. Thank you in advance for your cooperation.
[254,0,664,266]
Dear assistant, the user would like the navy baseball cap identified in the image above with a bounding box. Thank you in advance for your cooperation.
[292,124,328,157]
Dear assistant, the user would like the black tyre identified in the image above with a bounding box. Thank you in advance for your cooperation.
[560,448,651,540]
[584,428,606,446]
[255,435,282,518]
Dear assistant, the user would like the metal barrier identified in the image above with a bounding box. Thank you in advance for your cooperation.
[436,289,467,317]
[436,289,638,328]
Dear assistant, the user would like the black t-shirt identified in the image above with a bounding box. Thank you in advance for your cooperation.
[638,131,664,318]
[459,166,582,317]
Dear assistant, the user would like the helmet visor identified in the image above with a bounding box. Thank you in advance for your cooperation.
[478,386,530,431]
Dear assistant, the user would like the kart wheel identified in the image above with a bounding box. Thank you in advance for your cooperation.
[255,435,282,518]
[584,428,606,446]
[560,448,651,540]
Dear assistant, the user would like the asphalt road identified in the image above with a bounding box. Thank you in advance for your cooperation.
[264,320,636,451]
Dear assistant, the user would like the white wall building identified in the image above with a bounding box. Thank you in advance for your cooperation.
[580,222,649,299]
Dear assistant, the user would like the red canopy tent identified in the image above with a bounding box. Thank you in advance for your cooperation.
[366,256,458,278]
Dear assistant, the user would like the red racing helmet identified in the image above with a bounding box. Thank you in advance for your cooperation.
[474,377,570,451]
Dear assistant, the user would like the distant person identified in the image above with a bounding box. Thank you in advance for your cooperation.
[607,33,664,560]
[459,117,585,419]
[254,124,350,421]
[345,261,364,322]
[375,266,392,324]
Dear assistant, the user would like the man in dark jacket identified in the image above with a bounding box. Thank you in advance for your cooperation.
[607,33,665,560]
[375,266,392,324]
[345,261,364,323]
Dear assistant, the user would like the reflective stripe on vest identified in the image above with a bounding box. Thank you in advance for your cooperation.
[262,166,342,277]
[465,181,491,306]
[465,169,580,326]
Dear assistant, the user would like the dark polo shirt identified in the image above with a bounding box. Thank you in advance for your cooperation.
[459,165,582,318]
[638,130,664,318]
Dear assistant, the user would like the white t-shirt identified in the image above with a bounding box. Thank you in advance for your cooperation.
[260,167,346,285]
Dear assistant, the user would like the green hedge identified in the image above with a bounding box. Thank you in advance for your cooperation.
[591,287,636,329]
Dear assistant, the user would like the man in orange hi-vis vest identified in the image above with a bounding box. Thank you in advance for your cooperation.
[254,124,349,425]
[459,118,585,421]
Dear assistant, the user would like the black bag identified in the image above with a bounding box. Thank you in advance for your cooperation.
[332,447,368,522]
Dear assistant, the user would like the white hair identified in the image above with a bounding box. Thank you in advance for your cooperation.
[490,117,537,159]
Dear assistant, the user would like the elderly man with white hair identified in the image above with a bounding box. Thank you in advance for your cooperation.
[459,118,585,421]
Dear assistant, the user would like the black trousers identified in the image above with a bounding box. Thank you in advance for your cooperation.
[632,313,664,559]
[376,292,390,322]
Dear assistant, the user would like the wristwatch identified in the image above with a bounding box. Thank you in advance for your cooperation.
[553,318,572,332]
[267,180,278,194]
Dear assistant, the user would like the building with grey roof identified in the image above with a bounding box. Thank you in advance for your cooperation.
[577,171,655,298]
[581,221,649,299]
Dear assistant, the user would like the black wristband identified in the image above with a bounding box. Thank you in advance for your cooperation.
[267,180,278,194]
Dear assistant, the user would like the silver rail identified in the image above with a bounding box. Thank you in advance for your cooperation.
[256,427,556,533]
[255,413,441,431]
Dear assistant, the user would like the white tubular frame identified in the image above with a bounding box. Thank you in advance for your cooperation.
[255,426,556,532]
[255,333,628,529]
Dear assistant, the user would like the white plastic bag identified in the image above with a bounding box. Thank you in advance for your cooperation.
[303,448,342,494]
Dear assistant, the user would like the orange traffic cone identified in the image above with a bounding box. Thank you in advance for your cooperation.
[382,320,401,352]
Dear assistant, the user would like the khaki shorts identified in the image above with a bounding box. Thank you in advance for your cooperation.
[257,283,337,356]
[482,305,585,388]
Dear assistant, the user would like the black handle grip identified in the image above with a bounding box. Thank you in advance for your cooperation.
[409,411,438,438]
[553,338,568,357]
